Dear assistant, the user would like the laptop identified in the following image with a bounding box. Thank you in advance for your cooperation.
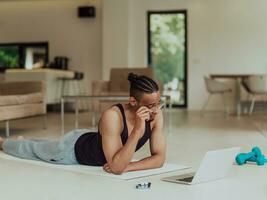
[162,147,240,185]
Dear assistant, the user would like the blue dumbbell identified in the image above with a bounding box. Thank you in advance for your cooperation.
[247,147,267,165]
[247,147,261,161]
[236,153,254,165]
[235,146,263,165]
[255,154,267,165]
[248,154,267,166]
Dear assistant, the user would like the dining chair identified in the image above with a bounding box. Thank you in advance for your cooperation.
[202,76,232,115]
[242,75,267,115]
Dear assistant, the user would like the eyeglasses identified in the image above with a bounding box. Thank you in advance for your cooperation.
[147,101,165,112]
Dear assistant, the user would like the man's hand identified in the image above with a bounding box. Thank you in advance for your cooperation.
[133,106,151,138]
[103,163,126,174]
[103,163,113,173]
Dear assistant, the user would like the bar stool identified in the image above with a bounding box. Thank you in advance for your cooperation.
[60,72,84,95]
[59,71,88,111]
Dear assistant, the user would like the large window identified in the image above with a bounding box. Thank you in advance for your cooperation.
[0,42,49,71]
[148,10,187,107]
[0,46,19,68]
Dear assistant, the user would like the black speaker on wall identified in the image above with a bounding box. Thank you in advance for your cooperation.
[78,6,95,18]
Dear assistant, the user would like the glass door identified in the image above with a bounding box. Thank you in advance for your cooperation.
[148,10,187,107]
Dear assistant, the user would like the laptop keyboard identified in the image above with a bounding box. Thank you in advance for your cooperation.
[176,176,194,182]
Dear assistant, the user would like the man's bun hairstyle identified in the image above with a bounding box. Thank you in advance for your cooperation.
[128,72,159,100]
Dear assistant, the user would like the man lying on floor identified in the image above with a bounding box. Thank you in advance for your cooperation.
[0,73,166,175]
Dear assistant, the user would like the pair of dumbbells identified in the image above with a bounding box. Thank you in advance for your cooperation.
[235,146,267,166]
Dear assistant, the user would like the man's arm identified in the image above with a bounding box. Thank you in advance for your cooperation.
[100,107,150,174]
[124,110,166,172]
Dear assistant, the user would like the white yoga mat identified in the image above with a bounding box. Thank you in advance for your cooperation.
[0,152,190,180]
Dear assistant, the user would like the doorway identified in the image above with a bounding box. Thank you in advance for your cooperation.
[147,10,187,107]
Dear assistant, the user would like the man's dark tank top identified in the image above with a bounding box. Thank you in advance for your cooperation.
[74,104,152,166]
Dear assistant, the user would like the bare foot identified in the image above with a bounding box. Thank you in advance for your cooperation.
[0,136,4,150]
[17,136,24,140]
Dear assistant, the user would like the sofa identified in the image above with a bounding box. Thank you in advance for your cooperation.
[0,81,46,137]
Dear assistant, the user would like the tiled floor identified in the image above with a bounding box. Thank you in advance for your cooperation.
[0,110,266,199]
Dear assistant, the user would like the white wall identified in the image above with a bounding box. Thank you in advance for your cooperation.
[103,0,267,110]
[102,0,130,79]
[0,0,102,93]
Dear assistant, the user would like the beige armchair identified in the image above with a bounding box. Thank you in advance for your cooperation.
[92,68,155,96]
[92,67,158,112]
[0,81,47,137]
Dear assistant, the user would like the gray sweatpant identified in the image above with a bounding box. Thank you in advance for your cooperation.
[2,129,90,165]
